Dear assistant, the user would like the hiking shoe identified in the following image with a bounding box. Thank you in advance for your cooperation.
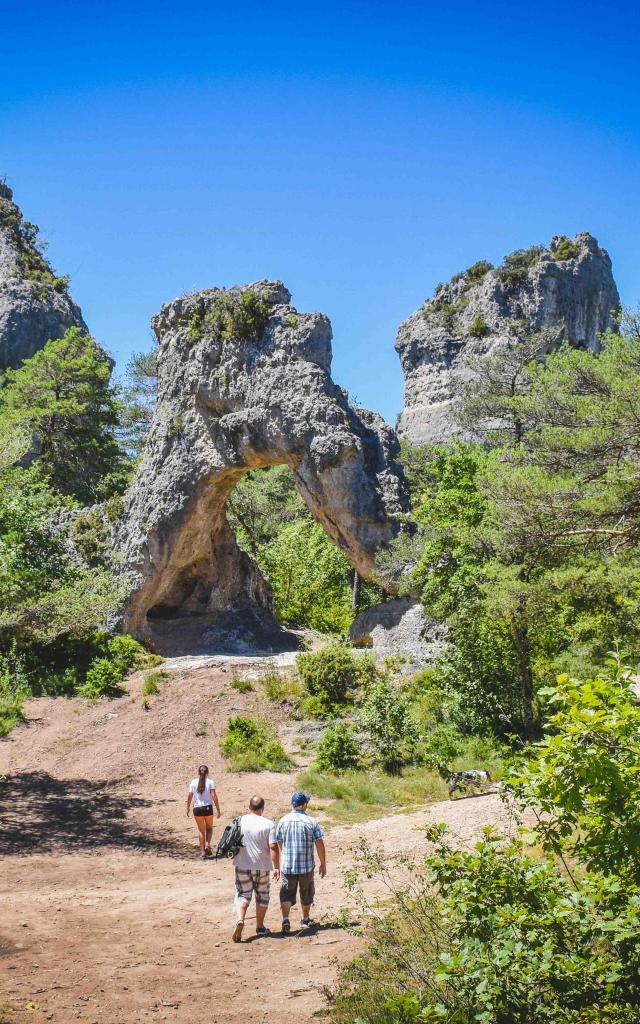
[300,916,312,927]
[232,921,244,943]
[281,918,291,935]
[255,926,270,937]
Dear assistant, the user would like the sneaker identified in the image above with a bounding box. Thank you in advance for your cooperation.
[232,921,244,943]
[300,916,312,927]
[255,926,270,937]
[281,918,291,935]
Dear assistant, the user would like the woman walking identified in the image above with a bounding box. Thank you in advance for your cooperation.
[186,765,221,858]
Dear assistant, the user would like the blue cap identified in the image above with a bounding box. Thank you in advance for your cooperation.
[291,791,309,807]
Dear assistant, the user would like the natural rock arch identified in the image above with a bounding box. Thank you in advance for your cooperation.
[117,281,408,649]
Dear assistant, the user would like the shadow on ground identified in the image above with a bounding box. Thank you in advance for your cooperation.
[244,921,347,943]
[144,611,304,657]
[0,771,189,858]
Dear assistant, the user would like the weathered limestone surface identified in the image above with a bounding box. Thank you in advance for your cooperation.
[349,597,446,666]
[0,181,88,369]
[396,233,620,445]
[117,281,408,646]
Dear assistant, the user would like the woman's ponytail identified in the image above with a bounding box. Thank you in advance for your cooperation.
[197,764,208,795]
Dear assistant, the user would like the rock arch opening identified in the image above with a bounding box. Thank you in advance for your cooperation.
[116,281,408,653]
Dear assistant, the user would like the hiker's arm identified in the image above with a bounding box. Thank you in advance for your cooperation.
[186,792,192,817]
[316,839,327,877]
[212,789,221,818]
[270,842,280,881]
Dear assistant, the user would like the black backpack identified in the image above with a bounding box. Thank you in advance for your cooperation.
[215,816,244,860]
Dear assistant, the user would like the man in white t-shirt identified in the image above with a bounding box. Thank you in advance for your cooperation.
[232,795,278,942]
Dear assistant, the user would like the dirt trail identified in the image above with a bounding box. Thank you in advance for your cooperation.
[0,660,509,1024]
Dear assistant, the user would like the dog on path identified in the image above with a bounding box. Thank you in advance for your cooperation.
[447,769,492,800]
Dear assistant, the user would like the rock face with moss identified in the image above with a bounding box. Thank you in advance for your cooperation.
[117,281,408,649]
[396,232,620,444]
[0,181,88,370]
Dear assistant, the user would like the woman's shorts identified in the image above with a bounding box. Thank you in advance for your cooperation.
[279,870,315,907]
[235,869,271,907]
[193,805,214,818]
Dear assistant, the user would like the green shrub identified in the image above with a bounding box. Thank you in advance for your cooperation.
[142,675,158,695]
[464,259,494,284]
[230,676,253,693]
[297,645,366,716]
[330,670,640,1023]
[331,827,640,1024]
[440,303,458,332]
[468,313,489,338]
[553,236,579,261]
[187,289,272,346]
[261,667,301,702]
[299,692,331,719]
[314,722,362,773]
[76,658,125,701]
[142,670,168,696]
[496,245,544,289]
[0,686,25,737]
[359,678,419,773]
[73,635,150,702]
[105,634,148,674]
[68,506,111,567]
[220,715,292,772]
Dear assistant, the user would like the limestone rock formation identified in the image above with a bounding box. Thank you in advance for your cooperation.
[0,180,88,370]
[349,597,446,666]
[117,281,408,648]
[396,232,620,445]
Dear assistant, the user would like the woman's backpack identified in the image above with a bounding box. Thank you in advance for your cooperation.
[215,816,244,859]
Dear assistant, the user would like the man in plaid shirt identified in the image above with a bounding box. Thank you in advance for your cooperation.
[272,791,327,932]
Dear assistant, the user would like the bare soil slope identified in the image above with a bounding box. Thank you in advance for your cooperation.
[0,661,509,1024]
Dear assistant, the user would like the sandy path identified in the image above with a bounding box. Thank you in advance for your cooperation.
[0,662,508,1024]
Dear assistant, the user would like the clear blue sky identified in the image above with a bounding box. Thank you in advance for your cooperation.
[2,0,639,423]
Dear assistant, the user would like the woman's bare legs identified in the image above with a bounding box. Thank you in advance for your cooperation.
[195,814,207,855]
[203,814,214,854]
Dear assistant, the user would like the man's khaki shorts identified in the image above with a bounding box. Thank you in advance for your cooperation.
[234,868,271,906]
[280,870,315,907]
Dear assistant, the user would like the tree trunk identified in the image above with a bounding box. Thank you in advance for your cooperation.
[352,570,361,611]
[512,608,535,739]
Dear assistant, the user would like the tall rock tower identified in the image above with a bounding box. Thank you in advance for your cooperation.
[396,232,620,445]
[0,180,88,370]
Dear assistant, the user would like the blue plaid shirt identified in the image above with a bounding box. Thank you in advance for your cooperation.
[274,810,324,874]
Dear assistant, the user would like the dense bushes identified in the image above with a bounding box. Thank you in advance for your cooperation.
[359,678,418,773]
[0,331,150,732]
[296,646,503,792]
[330,667,640,1024]
[297,644,375,716]
[314,722,362,773]
[467,313,489,338]
[187,289,272,346]
[495,244,544,288]
[379,325,640,743]
[220,715,292,772]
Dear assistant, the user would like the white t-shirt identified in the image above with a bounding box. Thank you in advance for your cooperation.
[233,813,275,871]
[189,777,216,809]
